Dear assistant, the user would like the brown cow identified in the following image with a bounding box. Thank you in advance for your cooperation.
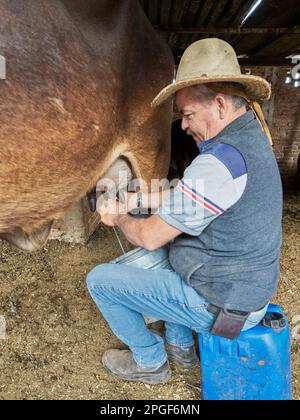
[0,0,174,251]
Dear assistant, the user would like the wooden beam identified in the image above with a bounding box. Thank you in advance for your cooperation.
[239,57,290,66]
[159,0,173,27]
[171,53,290,66]
[251,34,300,58]
[157,27,300,35]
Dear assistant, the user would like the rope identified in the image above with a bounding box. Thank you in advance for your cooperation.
[113,226,126,255]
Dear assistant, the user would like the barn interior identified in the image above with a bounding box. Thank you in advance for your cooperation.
[140,0,300,193]
[0,0,299,401]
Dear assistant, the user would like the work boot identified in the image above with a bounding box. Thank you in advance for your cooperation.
[165,341,199,368]
[102,349,171,384]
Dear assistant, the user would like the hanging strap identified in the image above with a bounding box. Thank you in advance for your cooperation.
[250,101,273,146]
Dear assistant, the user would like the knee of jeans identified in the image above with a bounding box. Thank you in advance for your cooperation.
[86,263,113,291]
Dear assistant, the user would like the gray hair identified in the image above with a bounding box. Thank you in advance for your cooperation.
[188,83,248,110]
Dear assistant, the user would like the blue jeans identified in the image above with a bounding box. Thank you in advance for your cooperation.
[86,248,268,369]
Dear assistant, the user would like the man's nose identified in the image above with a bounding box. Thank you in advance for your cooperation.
[181,118,189,131]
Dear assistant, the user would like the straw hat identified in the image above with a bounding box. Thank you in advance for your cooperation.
[151,38,271,107]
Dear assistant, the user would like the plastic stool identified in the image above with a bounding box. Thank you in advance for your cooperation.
[198,304,292,400]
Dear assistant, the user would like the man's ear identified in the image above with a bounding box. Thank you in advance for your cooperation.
[215,94,227,120]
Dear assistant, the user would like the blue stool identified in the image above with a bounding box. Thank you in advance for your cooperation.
[198,304,292,400]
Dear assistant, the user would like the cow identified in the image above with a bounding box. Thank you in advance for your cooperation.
[0,0,174,251]
[294,153,300,196]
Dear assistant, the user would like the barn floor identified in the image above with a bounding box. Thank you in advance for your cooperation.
[0,196,299,400]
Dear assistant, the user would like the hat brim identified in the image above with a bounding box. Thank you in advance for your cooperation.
[151,75,271,108]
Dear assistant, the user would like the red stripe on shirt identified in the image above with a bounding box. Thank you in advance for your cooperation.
[178,183,221,215]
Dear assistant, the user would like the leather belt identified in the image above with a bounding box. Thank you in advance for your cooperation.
[207,304,220,315]
[208,304,249,317]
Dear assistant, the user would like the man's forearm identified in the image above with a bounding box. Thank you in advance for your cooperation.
[116,214,147,248]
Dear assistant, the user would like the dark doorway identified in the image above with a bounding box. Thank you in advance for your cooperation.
[168,119,199,180]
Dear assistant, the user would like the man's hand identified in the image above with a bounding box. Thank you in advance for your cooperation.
[97,197,127,227]
[96,191,182,251]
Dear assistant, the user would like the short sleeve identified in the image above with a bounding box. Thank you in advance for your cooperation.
[158,145,247,236]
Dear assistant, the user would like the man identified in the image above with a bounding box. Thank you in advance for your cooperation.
[86,39,283,384]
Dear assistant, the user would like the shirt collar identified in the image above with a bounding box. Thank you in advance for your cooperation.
[198,110,256,153]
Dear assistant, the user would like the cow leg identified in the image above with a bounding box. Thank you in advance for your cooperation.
[1,221,54,252]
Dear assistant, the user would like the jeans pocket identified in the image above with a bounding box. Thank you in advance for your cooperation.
[183,283,209,309]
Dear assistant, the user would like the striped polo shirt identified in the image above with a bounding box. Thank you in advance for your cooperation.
[159,142,247,237]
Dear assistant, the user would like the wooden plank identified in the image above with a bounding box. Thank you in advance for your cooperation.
[251,33,300,58]
[239,57,293,66]
[229,34,273,53]
[217,0,244,27]
[159,0,173,27]
[184,0,203,26]
[205,0,231,27]
[240,0,300,28]
[169,0,191,26]
[195,0,215,26]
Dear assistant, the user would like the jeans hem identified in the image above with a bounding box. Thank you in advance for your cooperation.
[166,339,195,348]
[133,355,168,370]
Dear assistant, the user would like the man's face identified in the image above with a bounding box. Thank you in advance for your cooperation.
[176,88,220,144]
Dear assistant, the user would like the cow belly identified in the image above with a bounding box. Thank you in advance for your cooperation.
[0,0,174,250]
